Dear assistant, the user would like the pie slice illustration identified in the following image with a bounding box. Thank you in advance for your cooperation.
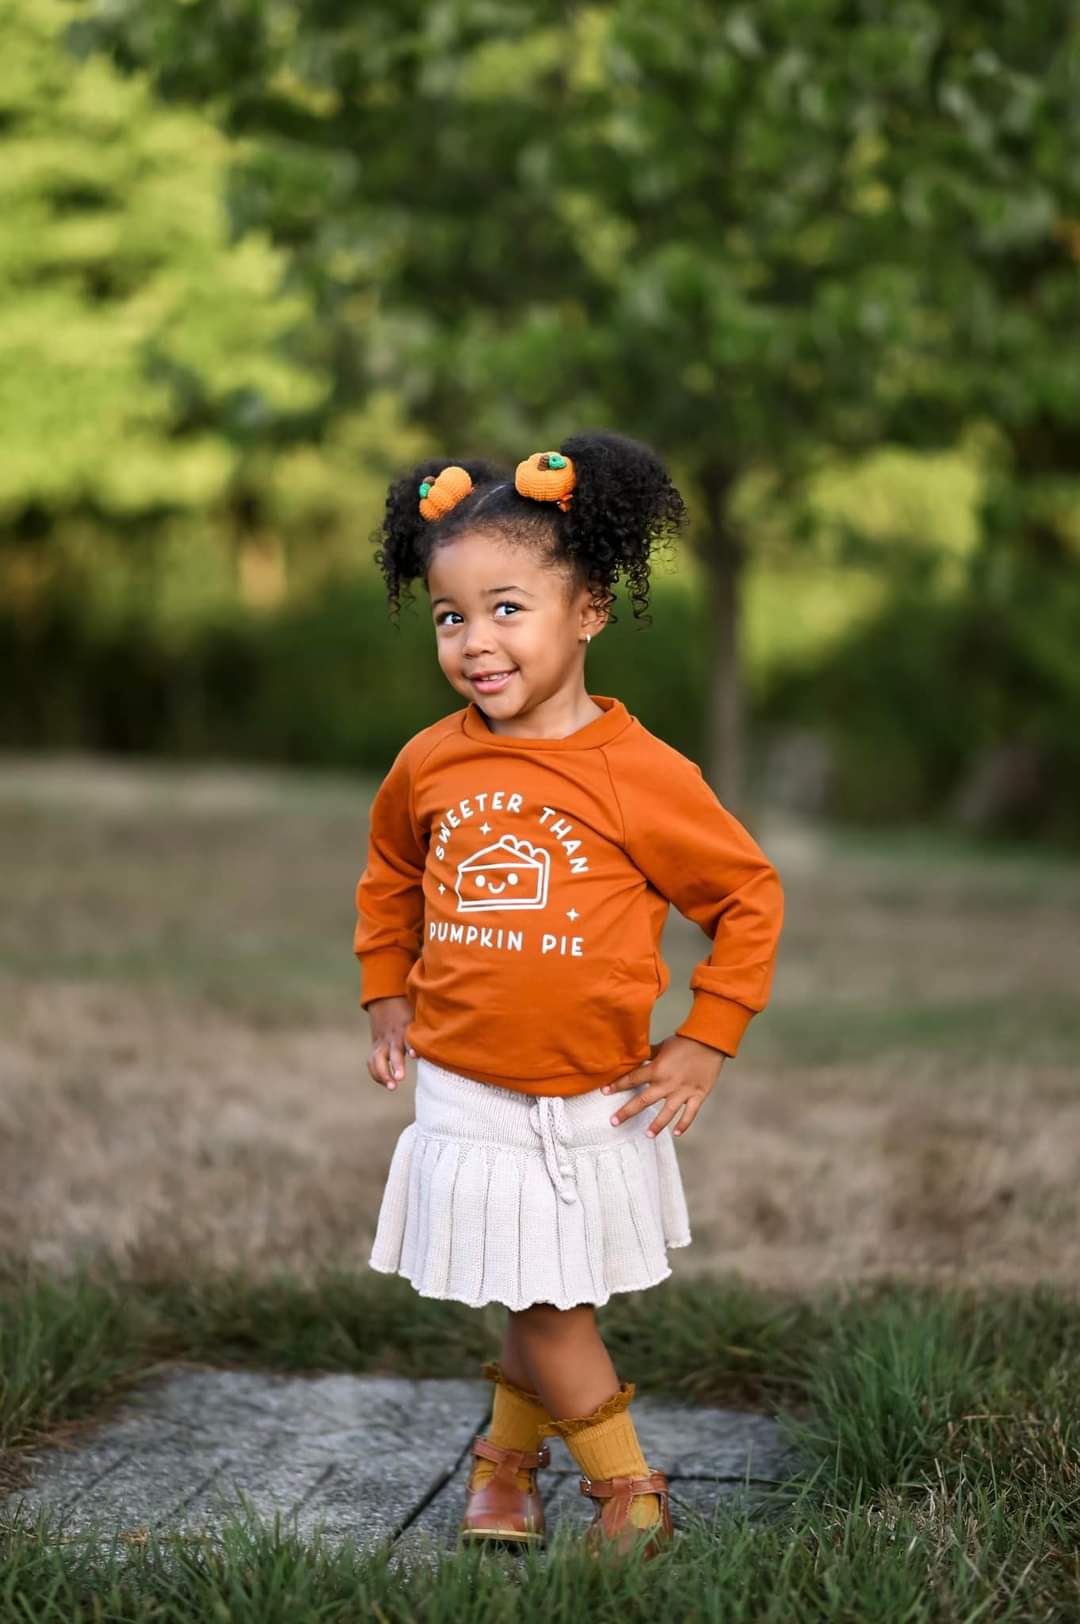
[455,834,550,912]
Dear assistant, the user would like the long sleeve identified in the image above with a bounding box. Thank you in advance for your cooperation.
[611,742,784,1057]
[354,742,428,1008]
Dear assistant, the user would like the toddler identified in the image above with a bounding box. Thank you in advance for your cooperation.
[355,431,784,1557]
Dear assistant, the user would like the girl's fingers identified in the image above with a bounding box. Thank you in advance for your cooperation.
[673,1096,703,1137]
[609,1083,665,1126]
[645,1098,685,1138]
[368,1035,411,1089]
[368,1039,394,1089]
[603,1055,654,1096]
[608,1095,644,1125]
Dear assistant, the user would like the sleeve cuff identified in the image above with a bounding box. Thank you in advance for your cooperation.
[359,948,418,1008]
[676,992,756,1058]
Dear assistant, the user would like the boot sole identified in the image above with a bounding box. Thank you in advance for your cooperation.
[459,1526,546,1547]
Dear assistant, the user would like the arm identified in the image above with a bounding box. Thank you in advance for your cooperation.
[602,742,784,1136]
[614,743,784,1059]
[354,742,427,1009]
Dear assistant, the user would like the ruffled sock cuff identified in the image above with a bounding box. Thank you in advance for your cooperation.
[540,1379,636,1437]
[480,1359,543,1406]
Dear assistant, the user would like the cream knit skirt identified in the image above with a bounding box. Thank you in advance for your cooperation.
[368,1057,692,1311]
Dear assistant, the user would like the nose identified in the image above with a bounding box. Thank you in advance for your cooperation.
[462,621,497,657]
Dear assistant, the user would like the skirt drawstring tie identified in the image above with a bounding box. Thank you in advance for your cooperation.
[528,1096,578,1204]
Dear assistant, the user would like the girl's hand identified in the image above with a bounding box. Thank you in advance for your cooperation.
[366,995,415,1091]
[602,1035,727,1138]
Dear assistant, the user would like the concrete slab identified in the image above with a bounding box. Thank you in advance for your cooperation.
[2,1370,488,1552]
[2,1369,794,1560]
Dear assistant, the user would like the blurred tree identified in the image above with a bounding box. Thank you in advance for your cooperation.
[67,2,905,801]
[864,9,1080,583]
[70,0,1079,806]
[0,0,346,624]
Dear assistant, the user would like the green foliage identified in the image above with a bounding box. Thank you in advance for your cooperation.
[5,1,1078,826]
[69,0,1080,811]
[764,555,1080,838]
[0,573,710,768]
[71,0,926,472]
[69,0,1080,511]
[0,0,421,617]
[0,0,309,524]
[7,551,1080,838]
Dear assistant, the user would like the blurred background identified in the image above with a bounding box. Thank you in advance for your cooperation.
[3,1,1078,1290]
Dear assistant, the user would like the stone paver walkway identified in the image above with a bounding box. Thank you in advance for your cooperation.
[2,1370,794,1560]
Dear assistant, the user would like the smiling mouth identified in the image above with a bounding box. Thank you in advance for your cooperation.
[470,670,517,685]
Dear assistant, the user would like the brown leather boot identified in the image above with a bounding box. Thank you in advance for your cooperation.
[579,1469,675,1559]
[459,1436,550,1546]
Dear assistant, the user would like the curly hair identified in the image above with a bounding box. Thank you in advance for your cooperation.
[370,430,687,628]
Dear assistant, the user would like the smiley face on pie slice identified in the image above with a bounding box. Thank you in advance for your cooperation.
[455,835,550,912]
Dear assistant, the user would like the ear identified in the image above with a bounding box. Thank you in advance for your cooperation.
[581,604,607,639]
[579,588,612,642]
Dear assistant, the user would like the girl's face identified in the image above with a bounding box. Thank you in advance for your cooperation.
[426,529,605,724]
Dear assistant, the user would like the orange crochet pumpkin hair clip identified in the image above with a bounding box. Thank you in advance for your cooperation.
[515,451,576,511]
[418,465,473,521]
[417,451,577,521]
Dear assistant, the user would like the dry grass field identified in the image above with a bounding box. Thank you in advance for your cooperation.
[2,754,1078,1292]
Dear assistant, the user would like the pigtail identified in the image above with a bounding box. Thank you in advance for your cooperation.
[372,457,508,618]
[371,432,685,626]
[553,431,687,624]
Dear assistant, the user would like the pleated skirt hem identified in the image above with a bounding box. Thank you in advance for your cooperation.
[367,1059,693,1312]
[367,1249,691,1313]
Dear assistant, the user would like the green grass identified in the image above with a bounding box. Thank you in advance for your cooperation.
[821,820,1080,880]
[3,1491,1054,1624]
[3,1265,1080,1619]
[0,1262,810,1454]
[755,995,1080,1067]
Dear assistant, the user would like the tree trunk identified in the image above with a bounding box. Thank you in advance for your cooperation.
[700,466,745,814]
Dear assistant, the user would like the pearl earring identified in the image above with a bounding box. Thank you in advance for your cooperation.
[584,633,591,644]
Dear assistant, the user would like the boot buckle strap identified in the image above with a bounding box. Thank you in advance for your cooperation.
[579,1470,666,1497]
[473,1436,550,1471]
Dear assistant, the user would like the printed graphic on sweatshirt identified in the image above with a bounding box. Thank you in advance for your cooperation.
[428,792,590,958]
[455,834,550,912]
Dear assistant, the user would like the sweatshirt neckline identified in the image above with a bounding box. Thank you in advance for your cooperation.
[461,694,632,750]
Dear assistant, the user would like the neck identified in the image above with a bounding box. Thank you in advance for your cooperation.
[477,690,606,740]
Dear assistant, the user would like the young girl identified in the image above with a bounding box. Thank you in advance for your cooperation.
[354,431,784,1558]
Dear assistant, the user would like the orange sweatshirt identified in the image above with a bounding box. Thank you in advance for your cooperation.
[354,695,784,1097]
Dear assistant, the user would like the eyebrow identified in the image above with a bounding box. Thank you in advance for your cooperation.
[431,585,535,608]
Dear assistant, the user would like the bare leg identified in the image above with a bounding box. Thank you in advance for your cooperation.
[506,1302,619,1419]
[498,1310,537,1393]
[494,1303,661,1530]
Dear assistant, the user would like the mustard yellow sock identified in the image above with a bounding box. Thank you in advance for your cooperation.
[470,1361,550,1494]
[546,1381,661,1530]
